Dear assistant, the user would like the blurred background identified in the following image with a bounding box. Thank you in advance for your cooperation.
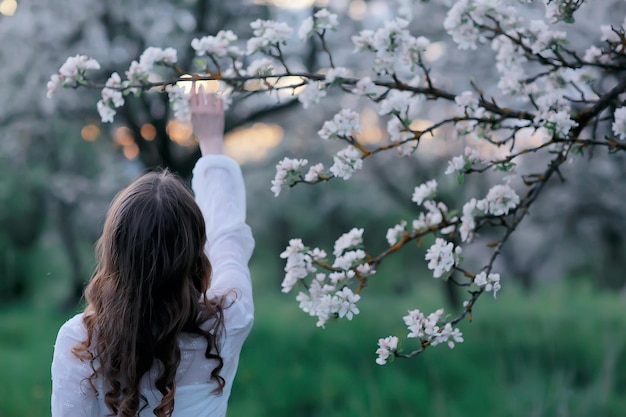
[1,0,625,416]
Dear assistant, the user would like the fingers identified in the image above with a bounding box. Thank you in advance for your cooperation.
[189,81,223,113]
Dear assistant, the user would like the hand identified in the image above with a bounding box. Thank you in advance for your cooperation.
[190,81,225,156]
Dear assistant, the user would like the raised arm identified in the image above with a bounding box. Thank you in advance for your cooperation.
[190,84,254,323]
[190,82,225,156]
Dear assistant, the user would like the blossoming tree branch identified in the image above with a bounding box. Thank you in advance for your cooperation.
[47,0,626,365]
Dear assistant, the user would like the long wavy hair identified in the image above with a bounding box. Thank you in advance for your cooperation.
[73,170,226,417]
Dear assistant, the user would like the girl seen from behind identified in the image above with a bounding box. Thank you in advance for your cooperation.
[51,83,254,417]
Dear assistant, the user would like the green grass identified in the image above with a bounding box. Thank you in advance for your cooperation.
[230,284,626,417]
[0,306,67,417]
[1,283,625,417]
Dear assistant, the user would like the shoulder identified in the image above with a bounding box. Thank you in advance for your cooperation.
[55,313,87,345]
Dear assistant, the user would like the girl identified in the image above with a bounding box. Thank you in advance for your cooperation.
[51,84,254,417]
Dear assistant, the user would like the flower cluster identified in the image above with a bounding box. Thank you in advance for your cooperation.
[482,184,520,216]
[271,157,309,196]
[375,336,399,365]
[298,81,327,109]
[425,238,462,279]
[444,146,484,177]
[352,18,431,75]
[298,9,339,40]
[281,229,370,327]
[533,92,578,138]
[329,146,363,180]
[404,308,464,348]
[386,220,407,246]
[444,0,519,50]
[411,180,438,206]
[612,107,626,140]
[280,238,315,293]
[166,85,191,123]
[318,109,360,140]
[191,30,242,58]
[49,48,181,123]
[47,55,101,98]
[246,19,293,55]
[138,47,177,72]
[474,271,501,298]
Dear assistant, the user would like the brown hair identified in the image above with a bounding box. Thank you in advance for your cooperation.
[73,170,225,417]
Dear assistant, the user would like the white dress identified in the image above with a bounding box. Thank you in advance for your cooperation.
[51,155,255,417]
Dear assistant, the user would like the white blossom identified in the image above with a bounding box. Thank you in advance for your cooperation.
[460,198,480,242]
[59,54,101,78]
[333,228,364,257]
[411,180,438,206]
[356,263,376,277]
[352,29,376,53]
[247,19,293,55]
[444,0,519,50]
[351,18,411,74]
[46,75,60,98]
[386,220,407,246]
[304,163,325,182]
[454,91,485,119]
[101,73,124,107]
[425,238,460,278]
[328,270,355,285]
[375,336,399,365]
[191,30,242,58]
[386,118,416,156]
[299,8,339,40]
[125,61,149,91]
[523,20,567,55]
[336,287,360,320]
[474,271,502,298]
[403,35,430,69]
[333,249,366,270]
[431,323,464,349]
[298,17,314,41]
[445,147,483,176]
[246,58,276,76]
[97,100,116,124]
[600,25,620,43]
[166,85,191,122]
[138,47,177,73]
[583,45,604,63]
[330,146,363,180]
[491,35,528,95]
[484,184,520,216]
[404,308,462,348]
[612,107,626,140]
[352,77,379,97]
[412,200,448,231]
[96,72,125,123]
[298,81,327,109]
[280,239,316,293]
[48,55,101,97]
[324,67,352,84]
[379,90,414,116]
[318,109,360,140]
[271,157,308,197]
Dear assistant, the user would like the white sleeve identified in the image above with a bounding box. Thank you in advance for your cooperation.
[51,315,99,417]
[191,155,255,330]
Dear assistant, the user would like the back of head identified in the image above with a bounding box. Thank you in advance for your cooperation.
[75,170,224,417]
[98,170,207,311]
